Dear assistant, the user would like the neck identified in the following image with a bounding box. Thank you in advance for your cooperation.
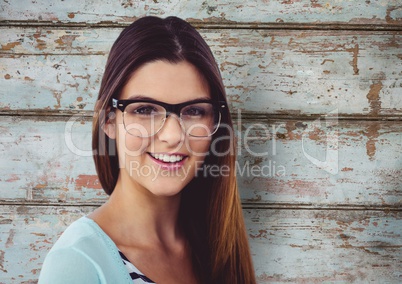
[93,173,184,248]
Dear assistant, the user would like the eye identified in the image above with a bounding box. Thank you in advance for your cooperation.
[126,103,161,115]
[182,106,207,117]
[135,106,157,115]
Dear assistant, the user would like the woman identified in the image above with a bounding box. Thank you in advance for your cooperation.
[39,16,256,284]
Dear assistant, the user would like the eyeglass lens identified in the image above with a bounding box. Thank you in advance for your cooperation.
[122,102,219,137]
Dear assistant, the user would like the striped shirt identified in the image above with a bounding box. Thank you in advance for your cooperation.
[118,250,155,283]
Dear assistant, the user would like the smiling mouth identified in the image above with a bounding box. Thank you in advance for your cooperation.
[148,153,186,163]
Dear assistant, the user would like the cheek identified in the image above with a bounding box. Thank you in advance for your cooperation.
[125,134,149,153]
[186,137,211,158]
[116,123,150,159]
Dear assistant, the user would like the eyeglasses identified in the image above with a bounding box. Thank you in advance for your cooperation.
[112,98,226,137]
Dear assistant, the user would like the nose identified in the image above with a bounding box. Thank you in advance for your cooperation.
[156,114,184,146]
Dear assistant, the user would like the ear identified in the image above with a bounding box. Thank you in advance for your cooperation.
[102,110,117,139]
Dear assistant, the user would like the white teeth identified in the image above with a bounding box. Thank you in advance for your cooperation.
[151,153,184,163]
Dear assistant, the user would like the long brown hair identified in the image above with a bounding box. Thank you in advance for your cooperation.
[92,16,256,284]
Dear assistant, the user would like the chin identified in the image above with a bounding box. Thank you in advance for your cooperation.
[144,177,190,197]
[148,187,183,198]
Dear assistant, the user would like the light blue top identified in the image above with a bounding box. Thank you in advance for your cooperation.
[38,216,135,284]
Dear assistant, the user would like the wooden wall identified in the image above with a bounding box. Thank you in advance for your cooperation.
[1,1,401,283]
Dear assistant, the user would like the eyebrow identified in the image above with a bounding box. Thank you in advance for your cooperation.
[126,94,211,104]
[127,95,153,100]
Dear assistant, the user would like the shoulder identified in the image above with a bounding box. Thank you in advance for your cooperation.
[39,217,130,284]
[38,247,102,283]
[48,216,104,251]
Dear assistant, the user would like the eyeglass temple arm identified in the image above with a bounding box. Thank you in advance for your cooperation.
[112,98,118,108]
[112,98,126,112]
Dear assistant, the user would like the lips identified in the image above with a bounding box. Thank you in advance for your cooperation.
[148,153,186,163]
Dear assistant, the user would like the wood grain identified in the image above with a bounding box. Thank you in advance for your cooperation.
[0,205,93,284]
[0,205,401,283]
[245,208,402,283]
[1,1,401,283]
[0,116,101,203]
[238,119,402,206]
[1,116,401,207]
[1,0,401,26]
[1,28,401,116]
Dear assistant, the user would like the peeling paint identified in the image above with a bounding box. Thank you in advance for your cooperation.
[364,123,380,161]
[1,41,21,50]
[367,80,383,116]
[5,229,15,248]
[53,92,62,109]
[2,29,400,115]
[0,1,398,25]
[5,174,20,182]
[0,250,6,273]
[75,175,102,190]
[1,2,402,283]
[285,121,297,140]
[55,34,79,52]
[321,59,334,65]
[249,229,268,239]
[0,218,12,225]
[33,32,47,51]
[346,44,359,75]
[385,6,402,24]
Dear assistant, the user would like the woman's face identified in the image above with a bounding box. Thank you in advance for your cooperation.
[109,60,212,197]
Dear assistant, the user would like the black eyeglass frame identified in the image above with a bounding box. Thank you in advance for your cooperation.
[111,98,227,137]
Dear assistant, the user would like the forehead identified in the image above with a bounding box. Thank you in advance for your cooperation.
[120,60,210,103]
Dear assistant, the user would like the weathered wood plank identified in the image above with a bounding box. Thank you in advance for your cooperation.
[238,119,402,206]
[245,208,402,283]
[0,0,401,26]
[0,116,102,203]
[1,28,401,116]
[1,2,401,284]
[0,205,94,284]
[1,205,401,283]
[0,26,115,55]
[1,116,401,206]
[0,55,105,112]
